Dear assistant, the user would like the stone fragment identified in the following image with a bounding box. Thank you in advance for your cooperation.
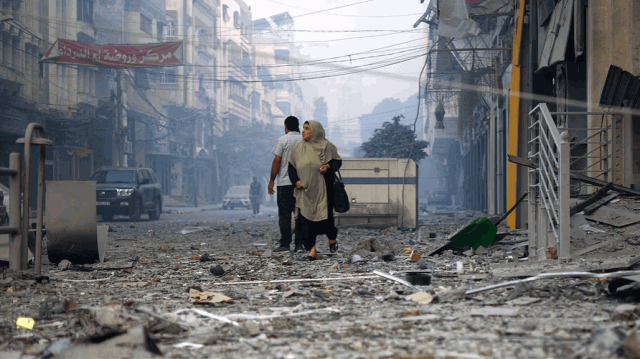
[262,249,273,258]
[380,253,395,262]
[433,287,468,303]
[58,259,72,270]
[573,328,625,359]
[475,246,489,255]
[463,248,475,256]
[200,253,213,262]
[210,265,225,276]
[159,245,168,252]
[416,258,428,269]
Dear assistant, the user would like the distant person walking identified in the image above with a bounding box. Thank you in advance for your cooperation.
[288,120,341,260]
[269,116,303,253]
[250,177,263,214]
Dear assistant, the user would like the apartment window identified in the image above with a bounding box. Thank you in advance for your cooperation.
[196,121,204,147]
[77,0,93,23]
[274,49,289,64]
[156,22,164,40]
[160,67,176,84]
[164,21,175,36]
[140,14,152,35]
[251,92,260,110]
[39,53,45,78]
[24,45,31,76]
[230,81,245,98]
[12,37,19,72]
[198,30,207,46]
[276,101,291,116]
[233,11,240,29]
[222,5,229,22]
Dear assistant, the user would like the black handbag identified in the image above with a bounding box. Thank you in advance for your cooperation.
[333,169,350,213]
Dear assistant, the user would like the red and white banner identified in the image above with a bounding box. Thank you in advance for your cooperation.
[41,40,183,67]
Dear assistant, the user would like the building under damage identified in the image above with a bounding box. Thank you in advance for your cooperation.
[418,0,640,258]
[0,0,311,206]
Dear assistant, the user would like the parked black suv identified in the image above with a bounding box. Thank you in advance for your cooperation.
[92,167,162,222]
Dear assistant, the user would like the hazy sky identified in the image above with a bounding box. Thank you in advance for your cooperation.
[251,0,429,143]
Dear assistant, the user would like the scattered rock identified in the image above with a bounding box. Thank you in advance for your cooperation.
[416,258,428,269]
[200,253,213,262]
[210,265,225,276]
[58,259,72,270]
[573,327,625,359]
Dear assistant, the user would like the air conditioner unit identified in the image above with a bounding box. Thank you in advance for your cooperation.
[124,141,133,154]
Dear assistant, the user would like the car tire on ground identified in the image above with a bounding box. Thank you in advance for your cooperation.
[149,198,161,221]
[130,197,141,222]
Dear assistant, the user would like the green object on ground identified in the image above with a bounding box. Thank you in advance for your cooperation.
[450,217,498,250]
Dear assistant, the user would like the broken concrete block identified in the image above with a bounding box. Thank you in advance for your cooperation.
[433,287,468,303]
[475,246,489,255]
[416,258,428,269]
[463,248,475,256]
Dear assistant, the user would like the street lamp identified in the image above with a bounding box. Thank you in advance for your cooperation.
[434,102,445,129]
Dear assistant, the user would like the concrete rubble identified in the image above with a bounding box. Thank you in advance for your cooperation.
[2,202,640,358]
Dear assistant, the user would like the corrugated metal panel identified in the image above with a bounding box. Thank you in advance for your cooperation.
[538,0,574,70]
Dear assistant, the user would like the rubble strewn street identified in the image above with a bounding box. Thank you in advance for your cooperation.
[3,203,640,359]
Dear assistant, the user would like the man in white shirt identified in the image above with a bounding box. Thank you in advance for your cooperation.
[268,116,303,252]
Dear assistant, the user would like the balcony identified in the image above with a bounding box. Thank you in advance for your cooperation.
[230,93,249,107]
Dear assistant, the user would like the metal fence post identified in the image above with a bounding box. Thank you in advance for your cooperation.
[9,153,22,270]
[527,150,538,260]
[559,130,571,259]
[36,145,45,275]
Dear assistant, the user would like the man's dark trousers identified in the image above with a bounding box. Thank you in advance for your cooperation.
[277,185,298,247]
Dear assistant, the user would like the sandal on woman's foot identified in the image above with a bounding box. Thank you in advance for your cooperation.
[304,255,317,261]
[329,241,339,253]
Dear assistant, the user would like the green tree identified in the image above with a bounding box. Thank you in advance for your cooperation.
[360,115,428,163]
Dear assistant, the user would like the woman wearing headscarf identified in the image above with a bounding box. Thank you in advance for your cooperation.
[288,120,342,260]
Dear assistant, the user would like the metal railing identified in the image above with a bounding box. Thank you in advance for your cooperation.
[549,111,616,187]
[528,104,571,260]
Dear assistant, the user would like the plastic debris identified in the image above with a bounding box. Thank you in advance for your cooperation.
[16,317,34,330]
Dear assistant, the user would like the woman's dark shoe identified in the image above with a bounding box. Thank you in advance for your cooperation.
[304,255,317,261]
[329,241,339,253]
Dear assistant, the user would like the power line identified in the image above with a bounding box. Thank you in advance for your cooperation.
[261,0,423,18]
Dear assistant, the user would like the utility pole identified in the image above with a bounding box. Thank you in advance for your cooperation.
[115,69,121,167]
[115,69,128,168]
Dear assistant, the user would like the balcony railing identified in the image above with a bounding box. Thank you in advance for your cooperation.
[528,103,571,260]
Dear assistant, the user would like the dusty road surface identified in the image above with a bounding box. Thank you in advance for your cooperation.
[1,205,640,359]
